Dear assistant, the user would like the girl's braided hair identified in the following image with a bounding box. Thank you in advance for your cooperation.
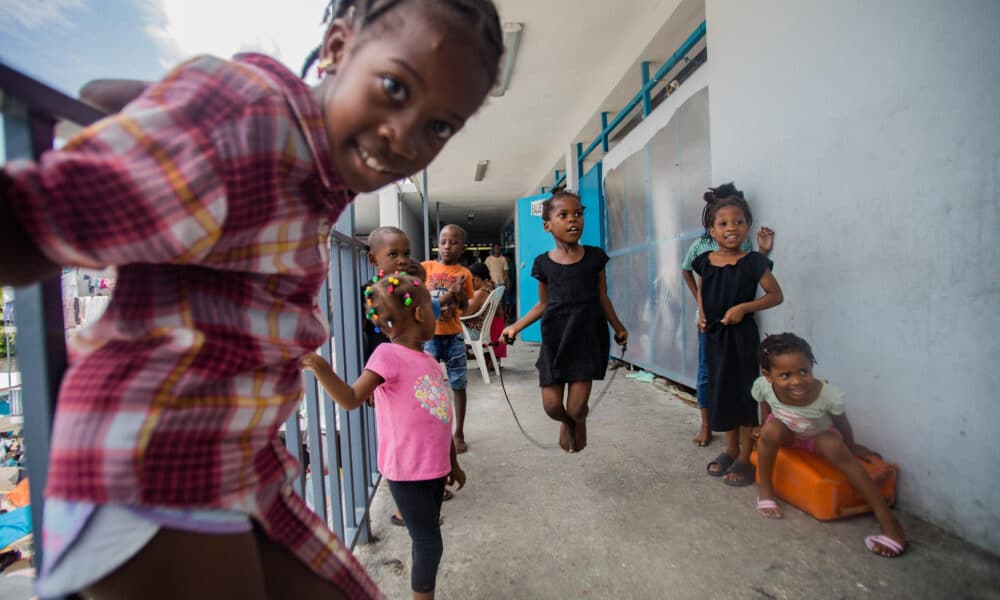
[701,181,753,234]
[301,0,504,81]
[758,333,817,371]
[363,270,429,335]
[540,184,584,222]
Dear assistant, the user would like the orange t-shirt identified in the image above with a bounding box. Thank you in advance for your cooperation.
[422,261,475,335]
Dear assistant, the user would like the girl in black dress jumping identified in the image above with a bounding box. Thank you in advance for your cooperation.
[692,192,783,486]
[502,189,628,453]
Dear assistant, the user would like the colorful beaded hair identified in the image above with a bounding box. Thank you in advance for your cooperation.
[364,269,423,333]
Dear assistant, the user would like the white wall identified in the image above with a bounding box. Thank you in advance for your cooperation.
[706,0,1000,552]
[376,186,426,261]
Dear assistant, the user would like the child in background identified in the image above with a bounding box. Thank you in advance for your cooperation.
[364,227,412,362]
[502,188,628,453]
[682,182,774,447]
[753,333,907,557]
[422,225,475,453]
[0,0,502,596]
[464,262,506,369]
[693,191,783,486]
[304,274,465,598]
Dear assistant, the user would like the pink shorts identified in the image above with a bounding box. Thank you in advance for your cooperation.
[765,413,841,452]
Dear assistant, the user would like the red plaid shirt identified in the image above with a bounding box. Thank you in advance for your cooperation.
[7,54,380,598]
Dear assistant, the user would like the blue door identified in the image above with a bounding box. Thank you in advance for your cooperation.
[515,167,605,343]
[515,193,551,343]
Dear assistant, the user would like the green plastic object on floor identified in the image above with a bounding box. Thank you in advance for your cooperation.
[624,370,656,383]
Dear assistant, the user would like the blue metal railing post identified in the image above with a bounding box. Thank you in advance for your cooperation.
[5,103,63,575]
[601,112,611,153]
[640,61,653,117]
[577,21,706,166]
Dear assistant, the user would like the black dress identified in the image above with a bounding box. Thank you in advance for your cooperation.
[692,251,773,432]
[532,246,611,387]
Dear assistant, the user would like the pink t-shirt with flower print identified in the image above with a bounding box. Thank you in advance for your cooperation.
[365,343,454,482]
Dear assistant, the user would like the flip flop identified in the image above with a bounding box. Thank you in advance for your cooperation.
[442,488,454,502]
[756,497,783,519]
[865,535,907,558]
[707,452,735,477]
[722,461,755,487]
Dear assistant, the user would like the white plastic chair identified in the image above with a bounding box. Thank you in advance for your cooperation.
[460,285,505,384]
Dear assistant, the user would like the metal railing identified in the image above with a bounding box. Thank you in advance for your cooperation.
[0,61,379,578]
[545,20,707,191]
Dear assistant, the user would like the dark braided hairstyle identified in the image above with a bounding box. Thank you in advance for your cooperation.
[700,181,752,236]
[540,184,584,222]
[758,333,817,371]
[301,0,504,82]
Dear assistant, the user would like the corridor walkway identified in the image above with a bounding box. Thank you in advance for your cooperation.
[354,343,1000,599]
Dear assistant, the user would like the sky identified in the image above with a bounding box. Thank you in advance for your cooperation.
[0,0,327,98]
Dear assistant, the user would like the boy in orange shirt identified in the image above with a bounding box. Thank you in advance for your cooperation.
[422,225,476,453]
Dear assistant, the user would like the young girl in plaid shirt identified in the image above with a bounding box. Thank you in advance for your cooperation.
[0,1,502,597]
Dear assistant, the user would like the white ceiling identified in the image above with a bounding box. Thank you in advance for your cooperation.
[412,0,706,242]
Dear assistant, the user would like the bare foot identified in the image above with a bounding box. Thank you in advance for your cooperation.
[454,435,467,454]
[558,422,572,452]
[692,429,713,447]
[572,418,587,452]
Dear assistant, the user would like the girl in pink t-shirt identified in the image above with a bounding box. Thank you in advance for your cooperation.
[304,272,464,598]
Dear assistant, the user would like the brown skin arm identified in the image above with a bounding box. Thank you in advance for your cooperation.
[0,173,60,286]
[79,79,149,113]
[501,280,548,342]
[301,352,383,411]
[721,269,783,325]
[682,269,698,300]
[448,439,465,490]
[696,286,707,332]
[597,268,627,346]
[831,412,873,459]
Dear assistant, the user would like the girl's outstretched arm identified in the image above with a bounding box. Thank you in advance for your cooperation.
[0,173,60,286]
[721,269,784,325]
[501,281,548,342]
[597,268,627,346]
[301,353,383,411]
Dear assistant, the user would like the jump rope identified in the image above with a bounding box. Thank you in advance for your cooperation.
[495,334,628,451]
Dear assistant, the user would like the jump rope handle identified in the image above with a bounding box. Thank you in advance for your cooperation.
[502,333,515,346]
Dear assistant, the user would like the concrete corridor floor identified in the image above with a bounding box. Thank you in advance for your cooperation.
[353,343,1000,599]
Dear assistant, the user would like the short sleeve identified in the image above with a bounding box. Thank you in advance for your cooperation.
[462,268,475,300]
[682,240,702,271]
[364,344,396,385]
[751,376,772,404]
[744,251,774,282]
[530,254,547,283]
[821,382,846,415]
[589,246,610,270]
[691,251,710,276]
[4,59,237,269]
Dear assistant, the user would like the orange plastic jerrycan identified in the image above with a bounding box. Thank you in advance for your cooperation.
[749,447,897,521]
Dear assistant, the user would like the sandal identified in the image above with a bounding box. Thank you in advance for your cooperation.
[865,535,907,558]
[722,461,755,487]
[756,497,782,519]
[707,452,735,477]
